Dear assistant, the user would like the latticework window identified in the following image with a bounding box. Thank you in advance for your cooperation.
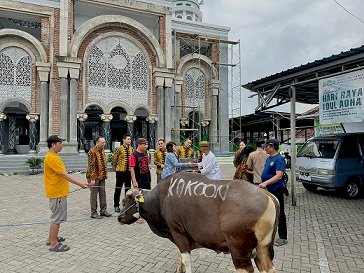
[87,37,149,108]
[0,47,32,102]
[184,68,205,112]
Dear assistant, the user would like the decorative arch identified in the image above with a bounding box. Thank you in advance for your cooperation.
[69,15,165,67]
[0,97,31,113]
[177,53,218,79]
[132,105,151,116]
[0,29,47,62]
[107,101,133,115]
[83,101,107,113]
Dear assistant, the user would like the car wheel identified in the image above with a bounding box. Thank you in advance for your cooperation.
[342,179,361,199]
[302,183,318,192]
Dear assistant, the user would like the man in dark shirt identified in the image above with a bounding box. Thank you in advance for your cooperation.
[259,139,288,246]
[129,138,151,190]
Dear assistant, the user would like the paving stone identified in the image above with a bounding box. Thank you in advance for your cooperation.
[0,165,363,273]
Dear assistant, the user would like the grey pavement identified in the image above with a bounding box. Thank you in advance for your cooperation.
[0,163,363,273]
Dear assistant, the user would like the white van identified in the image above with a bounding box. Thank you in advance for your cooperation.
[296,133,364,198]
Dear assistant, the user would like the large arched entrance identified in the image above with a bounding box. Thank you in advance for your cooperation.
[2,102,34,154]
[134,108,149,141]
[110,106,127,151]
[83,105,103,152]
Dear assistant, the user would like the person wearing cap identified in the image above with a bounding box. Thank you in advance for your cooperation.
[259,138,288,246]
[197,141,221,180]
[129,138,151,190]
[86,136,112,219]
[246,140,269,184]
[44,135,89,252]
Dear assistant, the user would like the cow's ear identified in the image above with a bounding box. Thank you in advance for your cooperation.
[126,189,134,198]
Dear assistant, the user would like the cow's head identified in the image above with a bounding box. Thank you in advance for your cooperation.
[117,189,145,225]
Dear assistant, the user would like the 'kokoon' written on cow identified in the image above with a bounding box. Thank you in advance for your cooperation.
[167,177,230,201]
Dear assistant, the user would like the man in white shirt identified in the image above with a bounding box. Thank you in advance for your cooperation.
[197,141,221,180]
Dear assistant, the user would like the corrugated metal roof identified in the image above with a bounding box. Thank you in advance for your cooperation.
[244,44,364,87]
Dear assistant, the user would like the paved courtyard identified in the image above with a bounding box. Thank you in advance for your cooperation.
[0,163,363,273]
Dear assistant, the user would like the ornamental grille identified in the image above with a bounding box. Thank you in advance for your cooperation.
[87,37,148,108]
[184,68,205,112]
[0,47,32,102]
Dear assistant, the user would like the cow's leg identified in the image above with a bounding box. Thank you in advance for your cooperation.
[225,229,257,273]
[228,240,255,273]
[171,231,192,273]
[175,250,191,273]
[254,246,276,273]
[175,249,191,273]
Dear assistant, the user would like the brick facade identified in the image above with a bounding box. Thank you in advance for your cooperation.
[52,8,61,135]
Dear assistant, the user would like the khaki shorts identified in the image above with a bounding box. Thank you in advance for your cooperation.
[49,197,67,224]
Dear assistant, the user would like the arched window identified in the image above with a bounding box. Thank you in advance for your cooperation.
[87,36,149,108]
[184,68,205,112]
[0,47,32,102]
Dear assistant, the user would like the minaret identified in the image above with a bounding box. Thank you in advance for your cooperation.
[169,0,204,22]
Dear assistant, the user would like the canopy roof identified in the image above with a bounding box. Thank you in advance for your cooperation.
[242,45,364,111]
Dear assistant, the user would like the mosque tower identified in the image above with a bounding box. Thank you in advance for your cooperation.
[168,0,204,22]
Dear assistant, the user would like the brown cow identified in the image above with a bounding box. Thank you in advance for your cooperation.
[118,172,279,273]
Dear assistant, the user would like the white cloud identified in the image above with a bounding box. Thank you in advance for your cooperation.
[201,0,364,114]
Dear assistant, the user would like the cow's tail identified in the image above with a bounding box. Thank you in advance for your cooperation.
[268,192,280,260]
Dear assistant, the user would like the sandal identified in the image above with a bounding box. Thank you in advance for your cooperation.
[49,243,70,252]
[46,236,65,246]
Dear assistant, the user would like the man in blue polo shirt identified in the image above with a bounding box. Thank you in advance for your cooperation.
[259,139,288,246]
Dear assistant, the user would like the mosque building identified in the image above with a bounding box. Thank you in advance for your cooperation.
[0,0,234,155]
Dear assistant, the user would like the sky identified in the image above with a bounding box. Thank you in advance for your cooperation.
[200,0,364,114]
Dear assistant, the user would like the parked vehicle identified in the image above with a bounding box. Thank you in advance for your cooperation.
[296,133,364,198]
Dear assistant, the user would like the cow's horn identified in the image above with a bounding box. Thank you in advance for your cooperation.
[126,189,133,197]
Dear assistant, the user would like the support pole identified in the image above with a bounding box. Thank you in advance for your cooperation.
[290,85,297,206]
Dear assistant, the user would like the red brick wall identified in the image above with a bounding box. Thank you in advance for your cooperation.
[51,8,61,135]
[76,25,158,113]
[40,17,50,58]
[68,0,74,42]
[159,16,166,53]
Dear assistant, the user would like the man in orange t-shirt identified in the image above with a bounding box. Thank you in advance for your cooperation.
[44,135,88,252]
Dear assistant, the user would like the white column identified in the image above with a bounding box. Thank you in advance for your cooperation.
[69,78,78,144]
[210,87,219,144]
[146,115,158,150]
[156,86,164,140]
[77,113,88,154]
[0,113,7,155]
[164,86,172,142]
[36,63,51,143]
[26,114,39,155]
[100,114,113,153]
[125,115,137,149]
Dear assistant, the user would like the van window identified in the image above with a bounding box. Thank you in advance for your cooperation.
[338,137,361,159]
[297,139,339,159]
